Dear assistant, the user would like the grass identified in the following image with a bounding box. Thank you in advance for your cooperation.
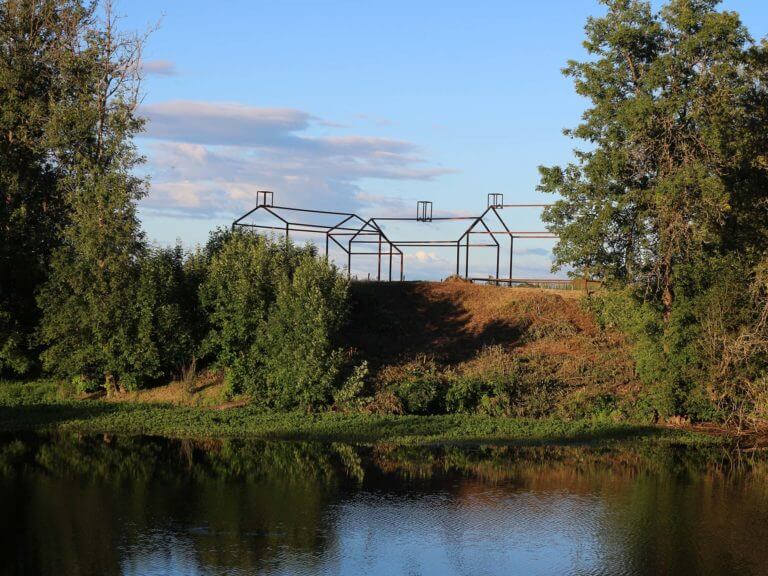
[0,379,721,446]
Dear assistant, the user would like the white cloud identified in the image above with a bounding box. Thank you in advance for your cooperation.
[141,101,311,146]
[139,100,455,220]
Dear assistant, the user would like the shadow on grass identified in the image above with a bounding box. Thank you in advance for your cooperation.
[265,414,687,446]
[0,401,129,431]
[344,282,529,368]
[0,401,705,447]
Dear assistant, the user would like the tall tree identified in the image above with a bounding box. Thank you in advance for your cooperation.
[0,0,85,374]
[37,1,151,390]
[539,0,768,418]
[539,0,768,319]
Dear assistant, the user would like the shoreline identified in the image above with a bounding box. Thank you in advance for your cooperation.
[0,381,727,447]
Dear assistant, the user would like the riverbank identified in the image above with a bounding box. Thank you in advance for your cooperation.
[0,380,722,446]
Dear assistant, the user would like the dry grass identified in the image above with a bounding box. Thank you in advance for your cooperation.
[112,370,229,407]
[346,281,641,415]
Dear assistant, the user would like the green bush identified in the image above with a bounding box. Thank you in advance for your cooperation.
[333,361,370,412]
[383,357,445,415]
[134,245,198,383]
[71,374,100,395]
[261,254,349,409]
[199,230,314,395]
[199,229,350,409]
[445,347,565,418]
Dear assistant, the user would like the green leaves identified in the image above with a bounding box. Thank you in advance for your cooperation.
[540,0,768,422]
[200,230,350,409]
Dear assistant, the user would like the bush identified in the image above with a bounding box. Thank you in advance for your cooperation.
[445,346,565,418]
[71,374,100,395]
[333,361,370,412]
[200,229,350,408]
[199,230,315,395]
[379,357,445,414]
[133,245,198,384]
[261,254,349,409]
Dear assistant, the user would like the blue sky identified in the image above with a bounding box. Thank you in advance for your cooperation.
[125,0,768,279]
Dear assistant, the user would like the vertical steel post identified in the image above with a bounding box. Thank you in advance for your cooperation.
[510,236,514,281]
[377,234,382,281]
[456,240,461,276]
[465,235,469,278]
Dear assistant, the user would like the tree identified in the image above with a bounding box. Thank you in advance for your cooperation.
[36,1,152,390]
[261,255,349,409]
[0,0,86,374]
[539,0,768,316]
[199,230,316,395]
[539,0,768,418]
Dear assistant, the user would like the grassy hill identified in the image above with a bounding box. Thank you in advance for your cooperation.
[344,280,642,419]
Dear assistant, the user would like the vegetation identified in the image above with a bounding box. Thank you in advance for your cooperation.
[539,0,768,427]
[199,231,350,406]
[0,2,350,407]
[0,380,719,445]
[1,0,766,433]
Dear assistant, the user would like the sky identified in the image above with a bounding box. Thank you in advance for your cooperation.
[124,0,768,280]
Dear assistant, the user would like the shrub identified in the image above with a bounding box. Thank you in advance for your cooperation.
[199,230,350,409]
[446,346,565,418]
[261,254,349,409]
[71,374,100,395]
[379,357,445,415]
[333,361,370,412]
[134,245,197,383]
[199,230,315,395]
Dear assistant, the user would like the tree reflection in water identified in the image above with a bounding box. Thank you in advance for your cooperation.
[0,434,767,576]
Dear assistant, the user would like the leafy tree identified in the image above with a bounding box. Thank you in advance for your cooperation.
[0,0,87,374]
[541,0,768,418]
[36,2,151,391]
[540,0,767,313]
[199,230,316,395]
[134,245,198,381]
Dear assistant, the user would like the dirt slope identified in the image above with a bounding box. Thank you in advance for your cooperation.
[346,280,639,399]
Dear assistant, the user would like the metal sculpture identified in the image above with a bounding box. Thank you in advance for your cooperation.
[232,191,560,284]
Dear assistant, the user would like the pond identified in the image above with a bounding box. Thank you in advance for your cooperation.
[1,433,767,575]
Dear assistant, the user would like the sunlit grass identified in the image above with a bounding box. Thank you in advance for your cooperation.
[0,379,721,446]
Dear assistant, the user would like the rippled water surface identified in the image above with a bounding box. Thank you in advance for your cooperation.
[1,434,768,575]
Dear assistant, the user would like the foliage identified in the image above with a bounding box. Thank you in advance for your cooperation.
[539,0,768,424]
[446,347,560,418]
[333,361,370,412]
[135,245,198,381]
[0,0,92,374]
[10,0,171,392]
[261,254,349,409]
[0,379,722,446]
[199,230,313,394]
[378,357,446,415]
[200,230,349,408]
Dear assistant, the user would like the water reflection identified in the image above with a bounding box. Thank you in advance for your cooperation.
[0,434,767,575]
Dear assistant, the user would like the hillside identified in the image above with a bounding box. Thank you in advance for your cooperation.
[346,281,642,418]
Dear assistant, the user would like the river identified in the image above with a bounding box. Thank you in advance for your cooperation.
[1,433,767,575]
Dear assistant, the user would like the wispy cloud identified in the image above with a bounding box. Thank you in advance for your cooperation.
[139,100,455,219]
[141,59,178,77]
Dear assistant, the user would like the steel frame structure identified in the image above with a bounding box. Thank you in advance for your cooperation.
[232,191,559,283]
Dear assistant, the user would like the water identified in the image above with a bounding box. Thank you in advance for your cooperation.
[1,434,767,576]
